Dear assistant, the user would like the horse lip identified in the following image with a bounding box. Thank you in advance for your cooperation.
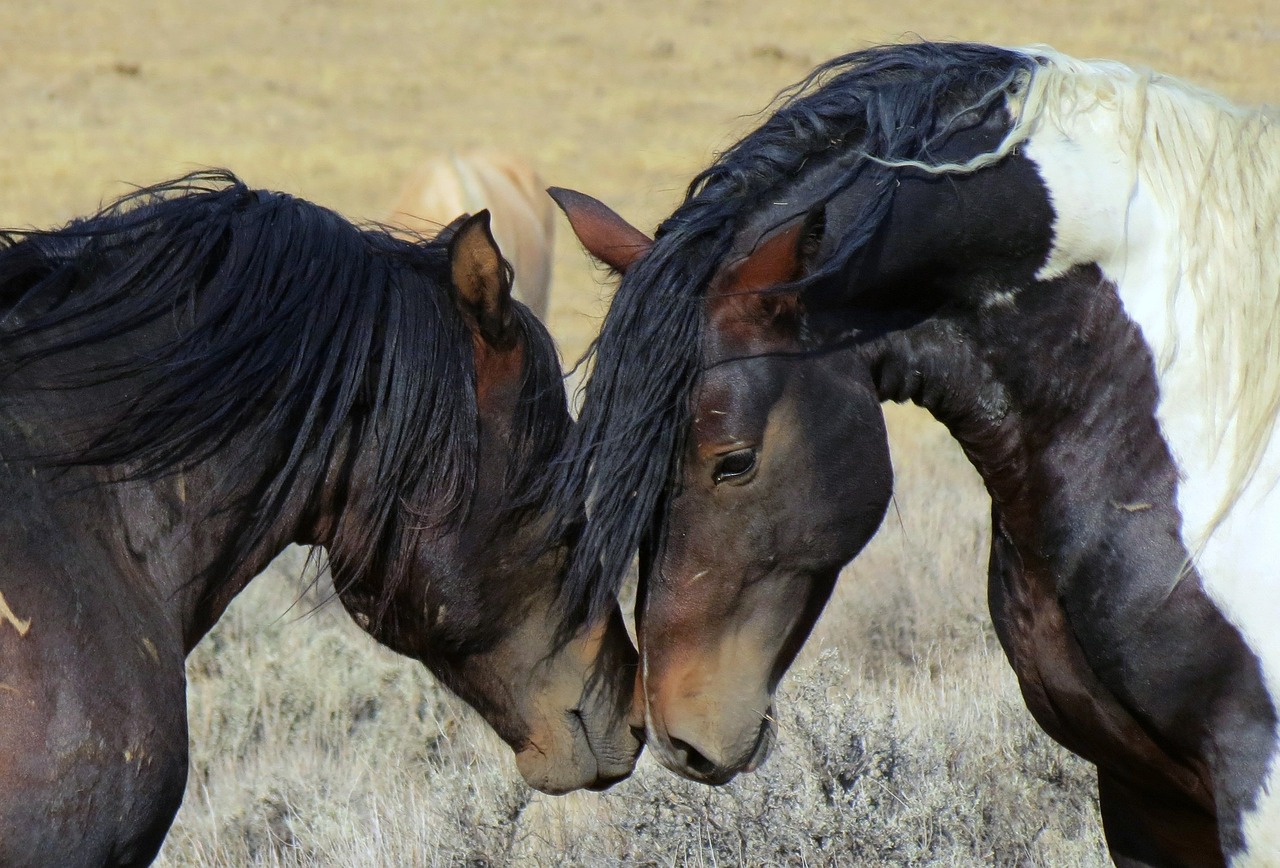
[650,741,741,785]
[742,714,776,773]
[584,768,632,791]
[570,705,642,788]
[685,766,740,786]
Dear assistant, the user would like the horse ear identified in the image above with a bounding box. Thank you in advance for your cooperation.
[797,204,826,272]
[547,187,653,273]
[436,211,472,242]
[725,204,826,292]
[712,205,826,331]
[448,210,515,346]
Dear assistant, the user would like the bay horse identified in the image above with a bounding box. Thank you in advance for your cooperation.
[387,150,556,319]
[549,43,1280,866]
[0,172,639,866]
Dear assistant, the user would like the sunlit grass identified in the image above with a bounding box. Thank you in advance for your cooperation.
[5,1,1262,861]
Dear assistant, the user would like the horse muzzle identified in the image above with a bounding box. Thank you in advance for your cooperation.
[515,701,643,794]
[645,706,773,788]
[511,607,644,794]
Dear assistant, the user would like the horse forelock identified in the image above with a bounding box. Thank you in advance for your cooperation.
[550,230,721,632]
[0,170,550,614]
[555,40,1039,630]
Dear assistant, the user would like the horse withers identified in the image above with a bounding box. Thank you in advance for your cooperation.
[387,150,556,319]
[551,44,1280,867]
[0,173,639,866]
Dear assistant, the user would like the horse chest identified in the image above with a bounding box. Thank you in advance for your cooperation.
[987,520,1216,809]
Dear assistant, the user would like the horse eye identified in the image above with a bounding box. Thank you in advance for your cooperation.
[712,448,757,484]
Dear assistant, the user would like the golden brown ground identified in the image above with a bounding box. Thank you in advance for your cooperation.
[0,0,1273,360]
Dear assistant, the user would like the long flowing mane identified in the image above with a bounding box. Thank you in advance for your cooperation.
[1012,50,1280,539]
[0,171,567,608]
[553,42,1039,624]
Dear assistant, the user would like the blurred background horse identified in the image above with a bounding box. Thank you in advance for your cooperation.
[386,151,555,320]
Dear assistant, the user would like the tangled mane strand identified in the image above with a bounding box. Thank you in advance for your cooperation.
[550,42,1039,627]
[0,171,563,614]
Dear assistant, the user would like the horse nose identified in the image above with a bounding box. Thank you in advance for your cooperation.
[667,734,733,783]
[659,717,772,785]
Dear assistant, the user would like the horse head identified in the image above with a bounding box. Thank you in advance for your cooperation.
[304,209,641,793]
[553,190,891,783]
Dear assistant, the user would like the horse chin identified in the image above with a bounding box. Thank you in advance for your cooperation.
[742,710,776,773]
[514,744,588,796]
[505,608,643,794]
[513,706,640,794]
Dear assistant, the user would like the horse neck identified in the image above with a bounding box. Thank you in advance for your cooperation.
[2,383,325,650]
[1023,87,1280,553]
[864,261,1184,622]
[860,247,1280,838]
[865,260,1280,850]
[140,461,318,649]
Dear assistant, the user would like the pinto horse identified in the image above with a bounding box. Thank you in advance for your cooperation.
[0,172,639,866]
[387,150,556,319]
[549,43,1280,867]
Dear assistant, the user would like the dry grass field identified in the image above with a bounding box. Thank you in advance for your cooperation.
[1,1,1275,865]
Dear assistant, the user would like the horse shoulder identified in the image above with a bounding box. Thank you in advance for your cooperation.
[0,480,188,865]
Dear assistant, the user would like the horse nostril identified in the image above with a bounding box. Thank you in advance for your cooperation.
[668,736,719,778]
[586,769,631,792]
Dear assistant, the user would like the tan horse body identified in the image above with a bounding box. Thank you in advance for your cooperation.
[388,151,555,319]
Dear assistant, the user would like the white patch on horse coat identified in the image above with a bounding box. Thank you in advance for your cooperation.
[0,591,31,637]
[1021,51,1280,864]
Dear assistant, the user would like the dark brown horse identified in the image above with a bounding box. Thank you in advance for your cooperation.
[548,43,1280,867]
[0,172,639,866]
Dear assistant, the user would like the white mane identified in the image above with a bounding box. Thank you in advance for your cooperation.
[1009,49,1280,535]
[875,46,1280,542]
[878,49,1280,534]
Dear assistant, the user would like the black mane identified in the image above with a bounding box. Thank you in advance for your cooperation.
[0,170,566,608]
[554,41,1038,625]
